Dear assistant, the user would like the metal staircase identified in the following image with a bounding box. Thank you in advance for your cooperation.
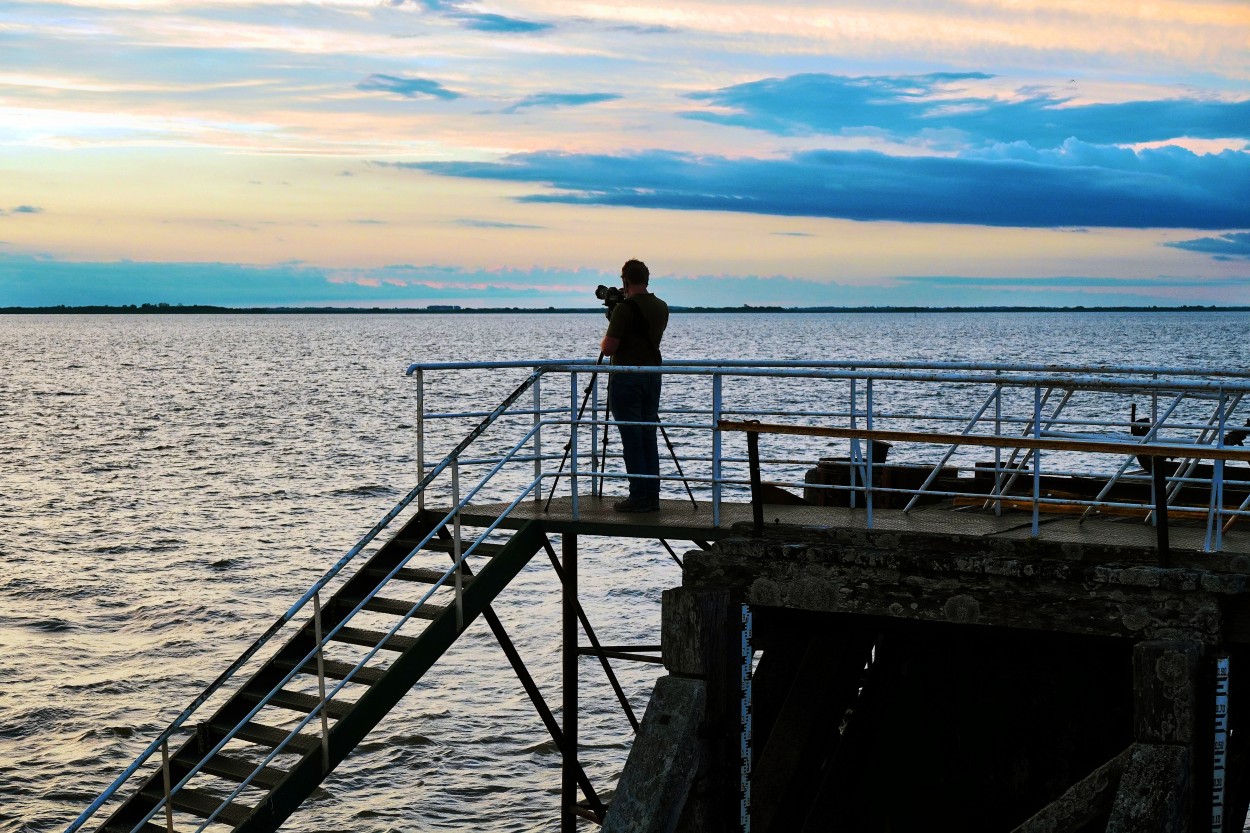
[68,368,565,833]
[95,512,546,832]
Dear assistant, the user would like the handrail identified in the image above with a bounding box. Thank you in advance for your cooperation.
[69,368,545,833]
[406,357,1250,381]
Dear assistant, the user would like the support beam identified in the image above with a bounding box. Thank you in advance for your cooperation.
[562,533,579,832]
[1106,744,1191,832]
[1009,746,1131,833]
[601,676,706,833]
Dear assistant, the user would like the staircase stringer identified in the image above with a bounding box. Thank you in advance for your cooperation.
[236,519,548,832]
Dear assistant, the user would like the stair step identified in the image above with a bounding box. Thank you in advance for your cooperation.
[364,565,472,586]
[337,595,447,620]
[197,752,289,790]
[275,655,385,686]
[212,720,321,755]
[139,784,253,825]
[330,626,417,652]
[104,824,186,833]
[241,687,353,720]
[423,538,505,558]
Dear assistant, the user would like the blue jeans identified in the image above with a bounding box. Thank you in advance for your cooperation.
[608,372,662,502]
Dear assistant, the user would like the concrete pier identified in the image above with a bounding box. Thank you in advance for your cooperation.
[607,520,1250,833]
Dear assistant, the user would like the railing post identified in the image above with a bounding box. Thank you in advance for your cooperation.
[747,428,763,537]
[712,374,723,527]
[1153,462,1171,566]
[570,371,580,521]
[453,457,463,630]
[1032,385,1041,537]
[849,377,859,509]
[416,369,425,514]
[160,739,174,833]
[590,370,600,498]
[313,592,331,772]
[533,374,543,503]
[865,378,874,528]
[994,379,1003,516]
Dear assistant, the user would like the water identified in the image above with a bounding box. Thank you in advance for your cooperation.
[2,310,1248,832]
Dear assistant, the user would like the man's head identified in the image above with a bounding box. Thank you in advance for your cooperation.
[621,259,650,288]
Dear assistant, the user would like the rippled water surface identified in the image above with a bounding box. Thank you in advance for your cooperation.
[2,311,1248,832]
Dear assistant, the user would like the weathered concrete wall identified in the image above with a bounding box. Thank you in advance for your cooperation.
[683,526,1245,644]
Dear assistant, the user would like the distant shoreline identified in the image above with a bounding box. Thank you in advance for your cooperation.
[3,304,1249,315]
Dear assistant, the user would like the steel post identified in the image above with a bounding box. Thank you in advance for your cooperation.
[561,533,579,832]
[416,369,425,513]
[533,375,543,503]
[713,374,723,527]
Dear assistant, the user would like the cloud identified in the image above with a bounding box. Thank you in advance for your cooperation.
[454,219,545,229]
[499,92,621,115]
[403,143,1250,229]
[1165,232,1250,260]
[356,73,461,101]
[405,0,552,33]
[684,73,1250,147]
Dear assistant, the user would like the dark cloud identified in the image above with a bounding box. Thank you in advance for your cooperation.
[357,73,461,100]
[403,143,1250,229]
[12,205,43,214]
[683,73,1250,147]
[1165,232,1250,260]
[499,92,621,115]
[406,0,552,33]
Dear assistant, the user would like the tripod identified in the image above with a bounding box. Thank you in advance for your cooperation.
[543,359,697,511]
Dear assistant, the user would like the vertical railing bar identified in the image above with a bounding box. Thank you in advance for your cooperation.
[313,592,330,772]
[1217,389,1227,552]
[866,378,874,528]
[713,374,723,527]
[849,376,859,510]
[416,369,425,514]
[989,387,1069,505]
[590,369,600,499]
[533,374,543,503]
[1032,385,1042,537]
[453,457,463,630]
[161,740,174,833]
[994,381,1003,516]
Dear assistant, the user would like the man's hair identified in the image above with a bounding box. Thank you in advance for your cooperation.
[621,259,650,286]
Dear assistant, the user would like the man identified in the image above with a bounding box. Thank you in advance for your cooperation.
[600,259,669,512]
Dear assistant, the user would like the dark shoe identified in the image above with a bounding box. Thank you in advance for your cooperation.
[613,498,659,513]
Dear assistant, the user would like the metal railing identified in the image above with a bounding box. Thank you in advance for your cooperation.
[72,358,1250,831]
[408,359,1250,552]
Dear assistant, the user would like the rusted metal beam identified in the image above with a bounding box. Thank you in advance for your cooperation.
[717,420,1250,463]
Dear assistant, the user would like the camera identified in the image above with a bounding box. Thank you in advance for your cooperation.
[595,284,625,319]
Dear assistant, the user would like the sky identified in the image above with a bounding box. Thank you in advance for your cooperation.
[1,0,1249,308]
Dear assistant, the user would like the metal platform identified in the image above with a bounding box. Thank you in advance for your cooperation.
[455,496,1250,557]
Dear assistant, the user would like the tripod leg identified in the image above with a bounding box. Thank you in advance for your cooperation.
[544,354,604,512]
[659,422,698,509]
[597,398,611,498]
